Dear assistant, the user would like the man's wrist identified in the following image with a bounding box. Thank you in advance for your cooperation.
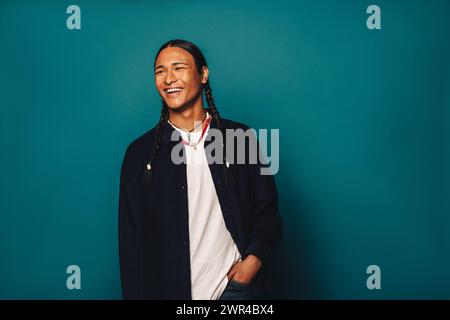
[245,254,262,268]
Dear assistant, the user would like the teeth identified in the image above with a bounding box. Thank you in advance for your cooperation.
[166,88,182,93]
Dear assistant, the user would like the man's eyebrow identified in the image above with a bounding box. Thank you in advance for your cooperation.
[154,62,189,71]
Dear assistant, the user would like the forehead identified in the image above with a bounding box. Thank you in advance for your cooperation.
[155,47,195,66]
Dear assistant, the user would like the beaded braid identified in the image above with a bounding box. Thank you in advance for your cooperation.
[204,82,235,186]
[142,102,168,187]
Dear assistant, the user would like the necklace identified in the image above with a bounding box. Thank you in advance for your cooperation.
[168,111,208,144]
[174,117,211,150]
[179,116,211,150]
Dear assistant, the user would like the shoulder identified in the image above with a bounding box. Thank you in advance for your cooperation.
[121,126,157,175]
[126,127,156,156]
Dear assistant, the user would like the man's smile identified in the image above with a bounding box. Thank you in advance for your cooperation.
[164,87,184,97]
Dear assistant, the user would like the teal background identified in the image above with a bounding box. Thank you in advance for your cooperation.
[0,0,449,299]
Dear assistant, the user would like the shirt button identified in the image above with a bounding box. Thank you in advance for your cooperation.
[181,185,185,190]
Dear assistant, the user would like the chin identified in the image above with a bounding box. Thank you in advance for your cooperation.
[166,103,184,110]
[165,100,191,112]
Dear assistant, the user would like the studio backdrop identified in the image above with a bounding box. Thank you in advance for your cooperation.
[0,0,449,299]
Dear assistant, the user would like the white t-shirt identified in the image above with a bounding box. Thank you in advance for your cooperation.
[170,113,241,300]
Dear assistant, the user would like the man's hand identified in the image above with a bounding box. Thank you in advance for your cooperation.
[227,254,262,284]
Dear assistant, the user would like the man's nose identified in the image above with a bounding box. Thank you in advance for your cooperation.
[164,69,177,84]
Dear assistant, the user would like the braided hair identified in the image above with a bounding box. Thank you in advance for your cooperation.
[143,39,234,187]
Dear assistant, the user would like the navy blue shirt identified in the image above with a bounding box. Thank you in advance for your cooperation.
[118,114,282,299]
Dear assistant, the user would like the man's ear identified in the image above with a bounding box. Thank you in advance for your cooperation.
[201,66,209,84]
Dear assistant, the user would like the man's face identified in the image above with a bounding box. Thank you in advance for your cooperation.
[154,47,208,111]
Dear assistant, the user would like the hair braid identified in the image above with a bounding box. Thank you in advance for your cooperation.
[143,102,168,187]
[204,83,223,130]
[204,82,235,187]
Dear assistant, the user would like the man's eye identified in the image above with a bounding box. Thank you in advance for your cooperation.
[155,70,164,75]
[175,67,185,71]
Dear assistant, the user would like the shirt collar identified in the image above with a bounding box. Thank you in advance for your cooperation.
[160,109,218,145]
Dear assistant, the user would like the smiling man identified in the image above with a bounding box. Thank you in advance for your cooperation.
[118,39,282,300]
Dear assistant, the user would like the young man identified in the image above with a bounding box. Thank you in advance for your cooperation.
[118,39,282,300]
